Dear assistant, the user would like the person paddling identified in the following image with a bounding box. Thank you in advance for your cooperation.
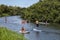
[35,20,39,27]
[21,27,25,33]
[21,20,26,24]
[5,17,7,23]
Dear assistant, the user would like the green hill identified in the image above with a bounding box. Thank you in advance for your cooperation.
[21,0,60,23]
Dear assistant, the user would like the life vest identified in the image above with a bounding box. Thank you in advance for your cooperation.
[21,27,25,32]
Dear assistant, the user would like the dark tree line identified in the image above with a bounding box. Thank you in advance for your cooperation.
[0,0,60,23]
[0,4,23,17]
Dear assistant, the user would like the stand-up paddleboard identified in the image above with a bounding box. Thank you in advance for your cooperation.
[33,28,42,32]
[19,31,30,34]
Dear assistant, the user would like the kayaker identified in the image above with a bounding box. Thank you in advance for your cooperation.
[21,27,25,32]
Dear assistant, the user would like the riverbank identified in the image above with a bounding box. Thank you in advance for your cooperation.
[0,16,60,40]
[0,27,26,40]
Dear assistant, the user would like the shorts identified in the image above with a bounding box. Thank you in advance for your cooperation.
[36,24,39,27]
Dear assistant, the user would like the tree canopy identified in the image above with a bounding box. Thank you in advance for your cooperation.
[0,0,60,23]
[21,0,60,23]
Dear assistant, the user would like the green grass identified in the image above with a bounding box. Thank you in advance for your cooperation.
[0,27,26,40]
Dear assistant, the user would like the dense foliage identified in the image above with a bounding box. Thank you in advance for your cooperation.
[0,0,60,23]
[0,4,22,17]
[21,0,60,23]
[0,27,26,40]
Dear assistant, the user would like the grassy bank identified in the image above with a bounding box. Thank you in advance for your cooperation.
[0,27,26,40]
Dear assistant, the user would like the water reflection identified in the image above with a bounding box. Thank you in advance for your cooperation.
[35,32,40,40]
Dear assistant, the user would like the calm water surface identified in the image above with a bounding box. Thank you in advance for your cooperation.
[0,16,60,40]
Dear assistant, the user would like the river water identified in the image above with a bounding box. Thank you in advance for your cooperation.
[0,16,60,40]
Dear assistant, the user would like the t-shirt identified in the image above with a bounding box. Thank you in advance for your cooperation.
[36,21,39,24]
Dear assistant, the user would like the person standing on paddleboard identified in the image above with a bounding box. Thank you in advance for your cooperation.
[35,20,39,27]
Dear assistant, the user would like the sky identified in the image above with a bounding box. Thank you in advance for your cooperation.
[0,0,39,8]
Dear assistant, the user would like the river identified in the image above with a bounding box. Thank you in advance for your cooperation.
[0,16,60,40]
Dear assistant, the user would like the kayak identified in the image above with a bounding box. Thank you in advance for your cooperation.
[19,31,30,34]
[33,28,42,32]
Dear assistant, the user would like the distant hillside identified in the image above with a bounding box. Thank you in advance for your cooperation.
[21,0,60,23]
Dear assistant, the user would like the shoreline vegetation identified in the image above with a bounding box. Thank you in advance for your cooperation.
[0,0,60,23]
[0,27,26,40]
